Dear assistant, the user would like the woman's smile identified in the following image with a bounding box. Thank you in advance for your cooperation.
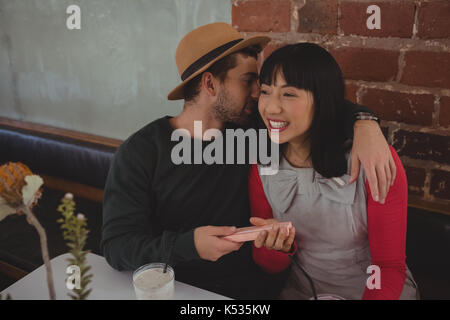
[268,119,290,132]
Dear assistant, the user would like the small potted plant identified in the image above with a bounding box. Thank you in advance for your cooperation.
[57,193,93,300]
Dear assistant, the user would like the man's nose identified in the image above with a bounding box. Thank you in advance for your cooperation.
[251,81,260,99]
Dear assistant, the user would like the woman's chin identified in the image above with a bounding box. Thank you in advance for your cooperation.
[268,131,288,144]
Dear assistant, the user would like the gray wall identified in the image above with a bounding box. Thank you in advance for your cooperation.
[0,0,231,140]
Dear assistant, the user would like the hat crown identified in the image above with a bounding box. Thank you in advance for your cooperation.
[175,23,242,76]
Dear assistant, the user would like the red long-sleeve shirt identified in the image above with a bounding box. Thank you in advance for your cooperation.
[249,146,408,300]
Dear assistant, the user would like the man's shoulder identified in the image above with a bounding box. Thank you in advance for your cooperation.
[114,116,171,162]
[131,116,171,139]
[122,116,171,147]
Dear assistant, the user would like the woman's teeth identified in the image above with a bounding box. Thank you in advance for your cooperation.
[269,120,289,129]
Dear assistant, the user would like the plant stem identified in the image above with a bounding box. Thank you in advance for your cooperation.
[23,205,56,300]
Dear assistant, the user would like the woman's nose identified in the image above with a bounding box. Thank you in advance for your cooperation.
[265,95,282,114]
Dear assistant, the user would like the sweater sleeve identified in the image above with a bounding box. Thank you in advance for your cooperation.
[248,164,295,274]
[101,136,200,271]
[362,146,408,300]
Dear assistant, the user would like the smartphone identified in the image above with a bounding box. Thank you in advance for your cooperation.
[222,221,292,242]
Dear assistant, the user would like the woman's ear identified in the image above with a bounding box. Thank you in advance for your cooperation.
[201,72,218,97]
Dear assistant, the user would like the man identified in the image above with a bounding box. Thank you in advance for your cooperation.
[101,23,395,299]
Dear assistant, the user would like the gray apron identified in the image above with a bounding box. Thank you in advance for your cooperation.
[258,153,419,300]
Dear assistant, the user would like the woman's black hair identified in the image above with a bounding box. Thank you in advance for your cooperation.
[259,43,349,178]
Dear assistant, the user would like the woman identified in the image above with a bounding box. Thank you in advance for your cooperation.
[249,43,419,300]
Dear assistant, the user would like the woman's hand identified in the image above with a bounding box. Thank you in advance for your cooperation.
[250,217,296,253]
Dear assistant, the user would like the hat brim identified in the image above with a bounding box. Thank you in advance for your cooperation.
[167,36,271,101]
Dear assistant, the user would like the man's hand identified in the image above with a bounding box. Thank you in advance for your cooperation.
[194,226,243,262]
[350,120,396,204]
[250,217,295,253]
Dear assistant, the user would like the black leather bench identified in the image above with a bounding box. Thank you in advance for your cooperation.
[406,207,450,299]
[0,124,116,290]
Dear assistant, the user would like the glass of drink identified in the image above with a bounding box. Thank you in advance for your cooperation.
[133,263,175,300]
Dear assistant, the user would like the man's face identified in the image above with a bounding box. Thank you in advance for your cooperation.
[212,53,259,125]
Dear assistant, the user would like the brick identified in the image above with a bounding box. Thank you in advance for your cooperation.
[417,1,450,39]
[430,169,450,200]
[393,130,450,164]
[360,89,434,126]
[405,166,426,197]
[232,0,291,32]
[330,47,399,82]
[439,96,450,128]
[257,42,287,72]
[345,83,358,103]
[401,51,450,89]
[340,1,415,38]
[297,0,338,35]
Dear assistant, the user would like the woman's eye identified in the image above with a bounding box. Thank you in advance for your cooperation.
[283,93,295,97]
[260,90,269,95]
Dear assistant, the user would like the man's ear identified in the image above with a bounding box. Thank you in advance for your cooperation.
[201,72,218,97]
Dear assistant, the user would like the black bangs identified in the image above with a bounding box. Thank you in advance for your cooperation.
[259,43,344,95]
[259,45,315,91]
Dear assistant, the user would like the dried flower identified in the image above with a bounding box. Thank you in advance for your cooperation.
[0,162,43,221]
[76,213,85,220]
[64,193,74,200]
[0,162,55,300]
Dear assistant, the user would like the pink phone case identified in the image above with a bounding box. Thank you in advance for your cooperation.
[222,222,293,242]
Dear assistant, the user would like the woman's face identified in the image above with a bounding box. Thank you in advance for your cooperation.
[258,71,314,145]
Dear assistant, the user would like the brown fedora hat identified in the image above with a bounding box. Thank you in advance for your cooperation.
[167,22,270,100]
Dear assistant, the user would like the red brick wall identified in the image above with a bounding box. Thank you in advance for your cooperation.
[232,0,450,211]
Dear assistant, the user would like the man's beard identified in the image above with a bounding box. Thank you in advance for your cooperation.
[212,87,254,126]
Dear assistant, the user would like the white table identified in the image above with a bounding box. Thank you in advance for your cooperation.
[1,253,231,300]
